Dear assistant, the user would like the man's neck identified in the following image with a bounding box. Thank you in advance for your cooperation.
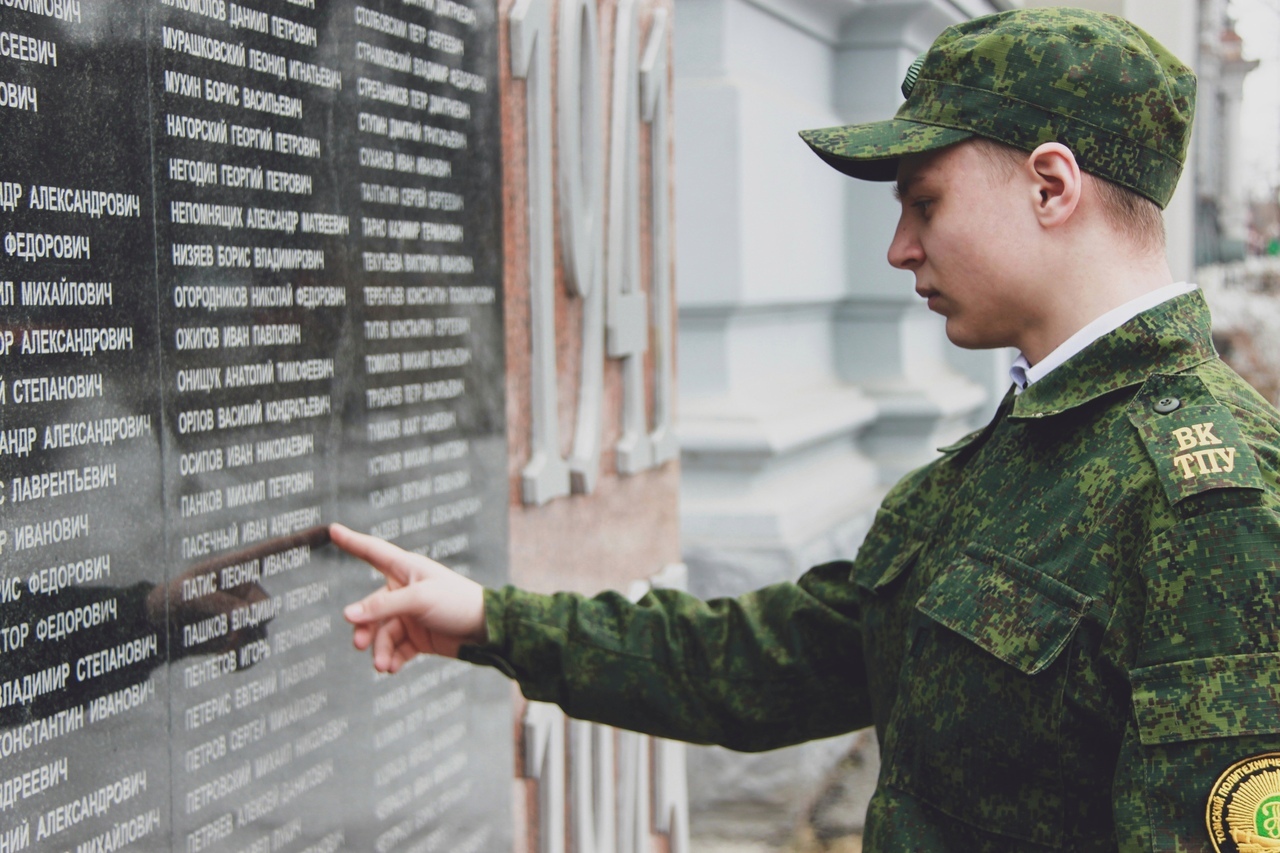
[1017,250,1174,365]
[1010,281,1195,391]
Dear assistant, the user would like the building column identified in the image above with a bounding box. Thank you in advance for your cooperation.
[673,0,1000,839]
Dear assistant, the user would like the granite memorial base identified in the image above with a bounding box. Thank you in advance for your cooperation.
[2,0,683,849]
[2,0,510,849]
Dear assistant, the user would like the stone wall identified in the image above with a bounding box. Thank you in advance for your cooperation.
[496,0,689,845]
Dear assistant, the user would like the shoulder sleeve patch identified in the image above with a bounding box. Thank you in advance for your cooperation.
[1129,374,1265,505]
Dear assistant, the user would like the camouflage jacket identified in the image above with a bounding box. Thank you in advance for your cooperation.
[462,289,1280,851]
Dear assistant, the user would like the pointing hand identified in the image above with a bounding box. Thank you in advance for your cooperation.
[331,523,486,672]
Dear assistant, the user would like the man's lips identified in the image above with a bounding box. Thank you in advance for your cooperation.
[916,286,946,313]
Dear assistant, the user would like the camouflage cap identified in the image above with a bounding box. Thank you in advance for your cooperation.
[799,7,1197,208]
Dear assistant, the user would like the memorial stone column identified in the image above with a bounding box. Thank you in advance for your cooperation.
[148,0,511,850]
[3,0,516,850]
[0,3,170,850]
[1,0,685,848]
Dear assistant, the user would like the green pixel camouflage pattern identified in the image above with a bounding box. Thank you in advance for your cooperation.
[461,290,1280,850]
[463,289,1280,845]
[799,8,1197,208]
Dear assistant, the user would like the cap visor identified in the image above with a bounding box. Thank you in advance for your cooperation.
[799,119,972,181]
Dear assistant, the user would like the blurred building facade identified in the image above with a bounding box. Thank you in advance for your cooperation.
[1195,0,1259,263]
[671,0,1201,841]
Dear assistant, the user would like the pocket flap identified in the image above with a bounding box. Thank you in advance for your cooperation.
[916,547,1090,675]
[1131,653,1280,745]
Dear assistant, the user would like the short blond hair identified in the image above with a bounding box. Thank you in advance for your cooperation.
[969,137,1166,251]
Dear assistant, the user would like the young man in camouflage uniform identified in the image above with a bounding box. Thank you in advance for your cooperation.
[333,8,1280,851]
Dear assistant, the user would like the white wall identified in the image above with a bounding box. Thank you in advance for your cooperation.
[673,0,1004,839]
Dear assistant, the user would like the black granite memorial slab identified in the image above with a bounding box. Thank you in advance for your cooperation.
[0,0,510,849]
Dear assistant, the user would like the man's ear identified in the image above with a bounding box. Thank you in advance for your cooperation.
[1024,142,1082,228]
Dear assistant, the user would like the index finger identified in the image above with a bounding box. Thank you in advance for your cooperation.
[329,523,415,585]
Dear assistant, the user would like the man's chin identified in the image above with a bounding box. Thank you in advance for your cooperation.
[943,319,1003,351]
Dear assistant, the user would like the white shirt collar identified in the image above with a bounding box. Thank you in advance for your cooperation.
[1010,282,1197,392]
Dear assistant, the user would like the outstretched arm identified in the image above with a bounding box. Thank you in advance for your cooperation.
[333,522,873,749]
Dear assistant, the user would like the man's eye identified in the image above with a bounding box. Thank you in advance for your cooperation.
[913,199,933,214]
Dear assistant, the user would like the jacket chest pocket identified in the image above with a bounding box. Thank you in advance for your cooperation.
[882,546,1091,848]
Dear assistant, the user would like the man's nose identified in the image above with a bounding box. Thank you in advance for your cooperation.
[887,220,923,270]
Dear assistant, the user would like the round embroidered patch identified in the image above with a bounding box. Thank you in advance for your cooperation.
[1207,753,1280,851]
